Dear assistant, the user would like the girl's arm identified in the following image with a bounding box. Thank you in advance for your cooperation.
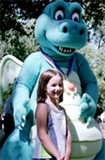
[63,108,72,160]
[65,125,72,160]
[36,103,64,160]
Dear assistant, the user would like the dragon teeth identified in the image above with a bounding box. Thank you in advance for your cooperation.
[59,47,72,53]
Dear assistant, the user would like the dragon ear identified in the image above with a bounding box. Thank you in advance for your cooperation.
[0,55,23,106]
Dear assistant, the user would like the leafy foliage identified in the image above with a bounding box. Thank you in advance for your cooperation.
[0,0,105,45]
[3,83,14,103]
[0,19,39,62]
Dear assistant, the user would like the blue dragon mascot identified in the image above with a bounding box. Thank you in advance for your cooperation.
[1,0,104,160]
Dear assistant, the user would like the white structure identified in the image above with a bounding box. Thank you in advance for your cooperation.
[0,55,23,110]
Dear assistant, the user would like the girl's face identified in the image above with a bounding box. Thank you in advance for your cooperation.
[45,74,63,102]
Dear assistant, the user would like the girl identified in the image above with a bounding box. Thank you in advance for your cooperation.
[32,69,71,160]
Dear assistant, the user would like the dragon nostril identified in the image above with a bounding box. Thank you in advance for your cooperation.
[63,26,68,33]
[80,29,84,35]
[59,22,71,33]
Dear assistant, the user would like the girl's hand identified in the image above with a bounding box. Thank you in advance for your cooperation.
[63,153,70,160]
[56,154,65,160]
[63,157,70,160]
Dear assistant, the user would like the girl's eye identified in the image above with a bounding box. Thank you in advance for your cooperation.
[54,10,64,20]
[59,84,63,87]
[52,84,56,87]
[71,12,80,22]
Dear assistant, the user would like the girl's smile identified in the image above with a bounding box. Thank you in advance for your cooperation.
[45,74,63,102]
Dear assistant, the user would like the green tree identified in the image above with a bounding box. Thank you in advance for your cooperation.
[0,19,39,62]
[0,0,105,44]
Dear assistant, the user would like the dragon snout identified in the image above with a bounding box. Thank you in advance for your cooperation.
[59,22,86,36]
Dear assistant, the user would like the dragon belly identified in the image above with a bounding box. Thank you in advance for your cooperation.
[60,71,102,160]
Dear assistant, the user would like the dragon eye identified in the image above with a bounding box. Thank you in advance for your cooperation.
[71,12,80,22]
[54,10,64,20]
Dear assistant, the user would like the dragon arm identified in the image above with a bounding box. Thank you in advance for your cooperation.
[13,52,42,128]
[76,53,98,104]
[76,53,98,124]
